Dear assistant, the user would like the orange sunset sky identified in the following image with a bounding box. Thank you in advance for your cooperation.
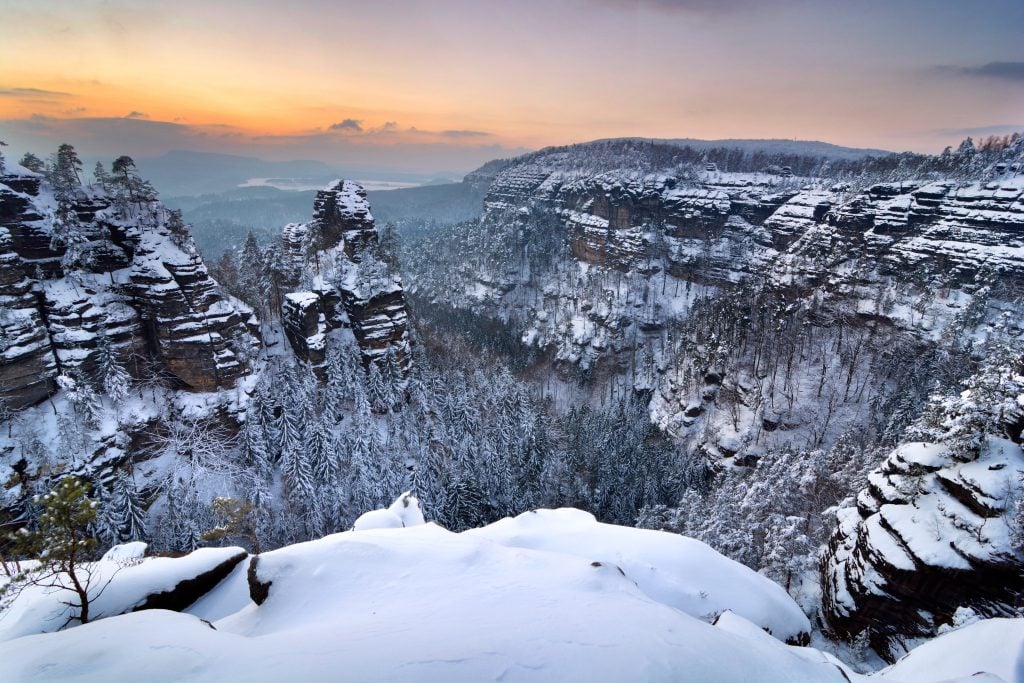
[1,0,1022,174]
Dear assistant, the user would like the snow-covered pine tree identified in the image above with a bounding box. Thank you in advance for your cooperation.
[307,418,337,488]
[366,363,389,413]
[95,335,131,404]
[90,476,120,548]
[112,472,147,542]
[908,343,1024,459]
[56,373,101,429]
[92,161,110,189]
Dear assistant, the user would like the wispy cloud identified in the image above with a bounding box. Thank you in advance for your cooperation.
[0,86,71,98]
[598,0,771,14]
[328,118,363,132]
[933,61,1024,82]
[440,129,492,138]
[125,110,149,119]
[932,123,1024,137]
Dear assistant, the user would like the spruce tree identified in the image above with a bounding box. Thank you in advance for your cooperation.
[18,152,45,173]
[112,472,147,542]
[95,335,131,404]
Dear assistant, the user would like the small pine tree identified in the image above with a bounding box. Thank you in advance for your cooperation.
[56,373,101,428]
[93,161,110,189]
[48,143,83,194]
[6,477,108,625]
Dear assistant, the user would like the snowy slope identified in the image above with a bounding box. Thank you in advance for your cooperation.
[878,618,1024,682]
[0,509,848,682]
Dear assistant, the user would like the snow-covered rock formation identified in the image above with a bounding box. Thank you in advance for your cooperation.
[823,439,1024,659]
[821,351,1024,660]
[277,180,411,374]
[0,163,257,409]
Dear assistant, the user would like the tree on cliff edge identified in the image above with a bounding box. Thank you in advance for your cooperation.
[4,477,112,626]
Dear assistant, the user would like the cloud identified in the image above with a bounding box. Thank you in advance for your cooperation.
[125,111,149,119]
[0,87,71,98]
[932,123,1024,137]
[0,113,529,176]
[440,129,493,138]
[598,0,770,14]
[934,61,1024,82]
[328,118,363,132]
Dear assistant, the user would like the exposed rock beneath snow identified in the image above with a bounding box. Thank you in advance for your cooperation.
[821,439,1024,660]
[132,549,247,613]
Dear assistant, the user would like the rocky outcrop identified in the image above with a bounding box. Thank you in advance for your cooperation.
[128,226,256,390]
[133,549,248,613]
[278,180,411,374]
[820,439,1024,660]
[0,166,257,407]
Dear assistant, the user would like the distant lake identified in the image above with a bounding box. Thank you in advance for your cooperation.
[239,177,422,192]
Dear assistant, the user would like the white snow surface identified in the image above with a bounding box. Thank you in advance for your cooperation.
[465,508,811,643]
[352,491,425,530]
[1,503,1019,682]
[99,542,148,563]
[878,618,1024,683]
[1,519,849,683]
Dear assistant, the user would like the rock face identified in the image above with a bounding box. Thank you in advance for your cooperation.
[0,226,57,408]
[821,437,1024,660]
[0,166,257,408]
[768,179,1024,293]
[278,180,411,373]
[407,140,1024,385]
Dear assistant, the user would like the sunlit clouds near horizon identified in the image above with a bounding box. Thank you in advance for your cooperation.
[1,0,1022,173]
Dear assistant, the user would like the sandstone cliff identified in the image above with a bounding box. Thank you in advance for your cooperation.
[0,164,257,409]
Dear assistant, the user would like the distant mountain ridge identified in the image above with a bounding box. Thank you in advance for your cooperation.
[136,150,449,197]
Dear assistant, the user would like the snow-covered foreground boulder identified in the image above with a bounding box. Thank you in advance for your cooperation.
[2,520,850,683]
[352,491,426,530]
[2,507,1019,682]
[0,545,246,642]
[467,508,811,643]
[878,618,1024,682]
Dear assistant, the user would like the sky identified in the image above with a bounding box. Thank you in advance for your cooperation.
[1,0,1023,175]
